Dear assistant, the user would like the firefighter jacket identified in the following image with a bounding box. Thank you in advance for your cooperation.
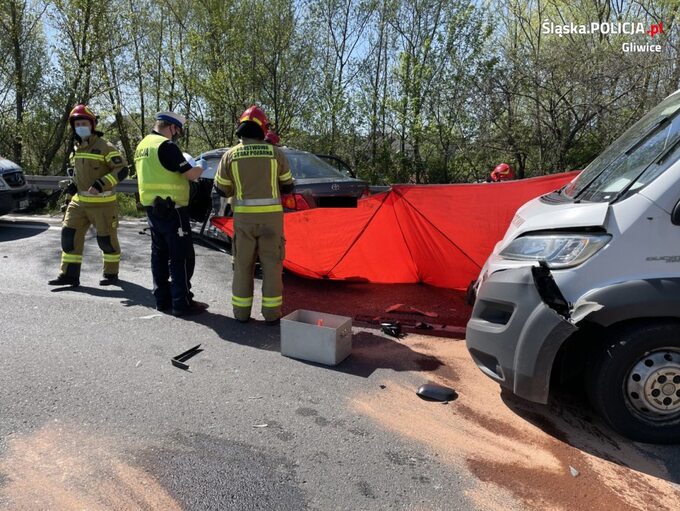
[215,138,293,221]
[70,134,128,205]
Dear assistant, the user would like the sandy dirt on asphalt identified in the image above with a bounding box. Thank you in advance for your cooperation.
[352,336,680,511]
[0,424,181,511]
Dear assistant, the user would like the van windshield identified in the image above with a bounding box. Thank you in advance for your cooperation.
[563,91,680,202]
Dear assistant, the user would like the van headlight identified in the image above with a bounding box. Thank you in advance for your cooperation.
[499,234,611,269]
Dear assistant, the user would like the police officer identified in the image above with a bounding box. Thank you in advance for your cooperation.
[215,106,294,324]
[48,104,128,287]
[135,112,207,317]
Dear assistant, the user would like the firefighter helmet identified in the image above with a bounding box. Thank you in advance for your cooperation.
[69,104,97,128]
[238,105,270,137]
[490,163,514,182]
[264,130,280,145]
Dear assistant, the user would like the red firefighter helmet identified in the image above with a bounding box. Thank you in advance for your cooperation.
[264,130,280,145]
[238,105,270,137]
[69,104,97,128]
[490,163,514,182]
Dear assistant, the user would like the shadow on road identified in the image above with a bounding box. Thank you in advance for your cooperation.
[0,220,50,242]
[501,389,680,485]
[182,311,443,378]
[50,279,156,308]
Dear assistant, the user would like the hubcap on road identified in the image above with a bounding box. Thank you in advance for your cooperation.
[626,349,680,419]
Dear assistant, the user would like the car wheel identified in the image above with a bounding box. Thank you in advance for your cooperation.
[586,322,680,444]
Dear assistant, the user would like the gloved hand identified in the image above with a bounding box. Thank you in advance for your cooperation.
[59,179,78,196]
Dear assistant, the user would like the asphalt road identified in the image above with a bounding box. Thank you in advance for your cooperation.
[1,214,680,511]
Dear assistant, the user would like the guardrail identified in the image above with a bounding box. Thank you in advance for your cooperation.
[26,175,391,195]
[25,175,139,193]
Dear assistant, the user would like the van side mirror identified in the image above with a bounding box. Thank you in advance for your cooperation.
[672,199,680,225]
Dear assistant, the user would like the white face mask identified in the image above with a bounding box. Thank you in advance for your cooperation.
[75,126,91,139]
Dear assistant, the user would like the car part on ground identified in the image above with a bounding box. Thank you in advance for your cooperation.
[171,344,203,370]
[416,383,458,402]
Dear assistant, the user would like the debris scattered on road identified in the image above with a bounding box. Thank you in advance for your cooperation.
[569,466,580,477]
[138,313,163,320]
[385,303,439,318]
[381,321,402,338]
[253,424,269,428]
[416,383,458,403]
[135,360,142,368]
[355,314,465,339]
[171,344,203,371]
[380,385,387,390]
[248,396,264,400]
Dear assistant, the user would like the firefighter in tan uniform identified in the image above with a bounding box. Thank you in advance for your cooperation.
[48,104,129,287]
[215,106,294,324]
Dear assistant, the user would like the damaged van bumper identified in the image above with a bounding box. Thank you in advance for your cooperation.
[465,265,594,404]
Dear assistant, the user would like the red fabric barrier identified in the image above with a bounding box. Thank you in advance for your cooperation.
[211,172,578,289]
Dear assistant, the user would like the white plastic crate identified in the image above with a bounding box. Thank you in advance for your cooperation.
[280,310,352,366]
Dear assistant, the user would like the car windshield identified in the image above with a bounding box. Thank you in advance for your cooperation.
[200,149,352,181]
[563,91,680,202]
[200,155,223,180]
[285,151,350,179]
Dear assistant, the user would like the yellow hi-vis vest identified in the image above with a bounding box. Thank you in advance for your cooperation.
[135,134,190,207]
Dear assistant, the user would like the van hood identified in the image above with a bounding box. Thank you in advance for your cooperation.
[501,197,609,247]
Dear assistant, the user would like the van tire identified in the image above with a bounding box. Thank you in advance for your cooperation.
[586,322,680,444]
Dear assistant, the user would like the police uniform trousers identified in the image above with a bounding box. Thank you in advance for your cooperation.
[232,212,285,322]
[60,198,121,279]
[145,206,195,311]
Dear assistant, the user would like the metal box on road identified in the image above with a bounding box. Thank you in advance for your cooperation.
[281,310,352,366]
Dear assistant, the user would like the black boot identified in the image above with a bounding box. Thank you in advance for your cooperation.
[99,273,119,286]
[172,301,209,317]
[48,274,80,287]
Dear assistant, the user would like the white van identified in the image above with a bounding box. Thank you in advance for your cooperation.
[466,89,680,443]
[0,157,29,216]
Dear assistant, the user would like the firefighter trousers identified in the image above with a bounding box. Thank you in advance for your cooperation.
[60,199,121,279]
[232,214,285,322]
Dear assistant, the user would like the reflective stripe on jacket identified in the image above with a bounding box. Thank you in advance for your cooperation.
[215,139,293,214]
[71,135,127,196]
[135,134,190,207]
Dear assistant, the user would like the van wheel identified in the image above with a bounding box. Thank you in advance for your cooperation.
[586,322,680,444]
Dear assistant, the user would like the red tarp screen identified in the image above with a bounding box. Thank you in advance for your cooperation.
[211,172,578,289]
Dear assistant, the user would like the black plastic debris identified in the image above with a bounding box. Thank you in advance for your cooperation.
[171,344,203,370]
[416,383,458,402]
[381,321,402,338]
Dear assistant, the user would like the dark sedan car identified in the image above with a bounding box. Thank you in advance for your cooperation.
[187,146,370,241]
